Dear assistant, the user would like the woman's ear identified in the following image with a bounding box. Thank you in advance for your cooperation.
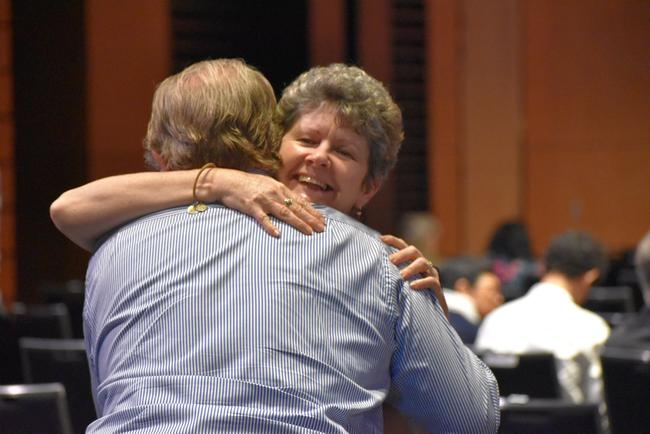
[355,178,382,210]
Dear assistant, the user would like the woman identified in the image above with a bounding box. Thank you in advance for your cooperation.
[51,64,442,298]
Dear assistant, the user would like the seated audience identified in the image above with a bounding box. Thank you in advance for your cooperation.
[439,256,504,344]
[476,230,610,406]
[605,230,650,350]
[486,220,541,300]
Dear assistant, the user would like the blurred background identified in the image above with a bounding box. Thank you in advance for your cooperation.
[0,0,648,306]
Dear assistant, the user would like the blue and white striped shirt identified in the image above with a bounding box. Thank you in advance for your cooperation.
[84,205,499,433]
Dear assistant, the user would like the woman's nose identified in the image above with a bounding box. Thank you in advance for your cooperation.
[305,144,331,167]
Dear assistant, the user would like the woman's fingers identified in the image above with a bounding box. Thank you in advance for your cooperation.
[390,245,423,268]
[264,191,325,236]
[254,212,281,238]
[400,257,437,281]
[380,233,448,318]
[379,234,408,250]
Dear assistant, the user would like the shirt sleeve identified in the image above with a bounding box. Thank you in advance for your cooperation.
[387,276,501,433]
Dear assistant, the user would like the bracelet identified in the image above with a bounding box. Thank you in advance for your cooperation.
[187,163,217,214]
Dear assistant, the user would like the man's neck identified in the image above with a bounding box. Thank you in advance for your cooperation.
[541,272,581,303]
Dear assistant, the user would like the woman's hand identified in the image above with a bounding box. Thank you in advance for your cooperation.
[380,234,448,318]
[211,169,326,237]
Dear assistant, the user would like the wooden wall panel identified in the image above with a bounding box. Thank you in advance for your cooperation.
[427,0,523,256]
[426,0,462,256]
[462,0,522,254]
[357,0,396,234]
[0,0,15,305]
[309,0,345,66]
[86,0,171,179]
[524,0,650,254]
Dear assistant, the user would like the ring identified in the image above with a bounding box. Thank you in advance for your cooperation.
[284,198,293,207]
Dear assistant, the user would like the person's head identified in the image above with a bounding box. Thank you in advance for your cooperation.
[143,58,280,173]
[487,220,533,260]
[634,231,650,306]
[275,64,404,214]
[398,212,441,261]
[543,230,607,304]
[440,256,504,318]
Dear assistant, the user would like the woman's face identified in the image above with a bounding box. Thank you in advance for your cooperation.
[278,106,379,214]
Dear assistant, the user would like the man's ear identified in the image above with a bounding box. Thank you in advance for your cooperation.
[583,268,600,288]
[354,178,382,210]
[151,150,169,171]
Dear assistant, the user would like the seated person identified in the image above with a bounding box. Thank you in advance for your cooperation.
[476,230,610,407]
[606,230,650,350]
[440,256,504,344]
[486,220,542,300]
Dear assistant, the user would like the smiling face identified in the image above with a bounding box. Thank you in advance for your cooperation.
[278,106,380,214]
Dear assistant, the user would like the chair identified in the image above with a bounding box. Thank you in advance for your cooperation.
[479,352,561,399]
[584,286,636,314]
[42,279,86,339]
[499,397,602,434]
[10,302,74,339]
[19,338,96,434]
[600,345,650,434]
[0,383,73,434]
[0,312,23,384]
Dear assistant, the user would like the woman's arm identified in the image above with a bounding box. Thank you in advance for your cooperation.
[50,168,325,251]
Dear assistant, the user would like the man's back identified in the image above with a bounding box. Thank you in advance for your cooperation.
[476,282,609,403]
[85,205,499,433]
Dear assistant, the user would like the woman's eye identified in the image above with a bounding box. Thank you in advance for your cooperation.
[299,137,318,146]
[337,148,354,159]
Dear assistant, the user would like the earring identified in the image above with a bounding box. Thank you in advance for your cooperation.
[352,207,363,219]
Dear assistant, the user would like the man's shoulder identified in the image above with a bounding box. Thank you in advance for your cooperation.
[93,205,242,251]
[317,206,381,239]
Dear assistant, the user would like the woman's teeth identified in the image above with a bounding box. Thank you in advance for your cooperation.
[298,175,329,191]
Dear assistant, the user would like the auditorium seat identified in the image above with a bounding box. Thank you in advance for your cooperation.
[10,302,74,339]
[479,351,561,399]
[600,345,650,434]
[0,383,73,434]
[19,337,96,434]
[499,397,602,434]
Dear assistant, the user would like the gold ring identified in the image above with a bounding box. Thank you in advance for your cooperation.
[284,198,293,207]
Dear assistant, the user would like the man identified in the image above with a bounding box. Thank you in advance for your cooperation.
[605,230,650,349]
[79,59,499,432]
[476,230,610,405]
[440,256,504,344]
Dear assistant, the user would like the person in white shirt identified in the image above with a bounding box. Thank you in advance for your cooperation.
[475,230,610,405]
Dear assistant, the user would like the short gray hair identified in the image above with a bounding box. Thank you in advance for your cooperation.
[276,64,404,184]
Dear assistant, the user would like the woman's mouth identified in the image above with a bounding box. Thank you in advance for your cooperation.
[298,175,332,191]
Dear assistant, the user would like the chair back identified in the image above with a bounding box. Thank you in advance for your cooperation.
[0,312,23,384]
[499,398,601,434]
[585,286,636,313]
[19,337,96,434]
[10,302,74,339]
[600,345,650,434]
[480,352,561,399]
[0,382,73,434]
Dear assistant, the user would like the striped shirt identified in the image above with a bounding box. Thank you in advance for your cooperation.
[84,205,499,433]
